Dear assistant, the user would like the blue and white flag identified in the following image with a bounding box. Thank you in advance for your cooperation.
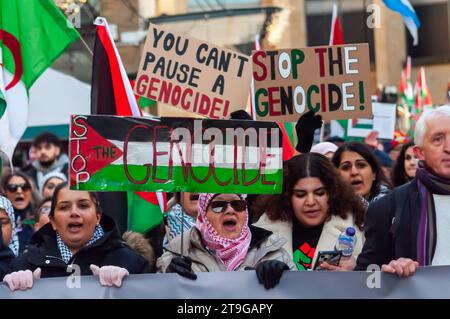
[383,0,421,46]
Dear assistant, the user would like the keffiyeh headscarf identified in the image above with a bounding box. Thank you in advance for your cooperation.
[0,196,19,256]
[196,193,251,271]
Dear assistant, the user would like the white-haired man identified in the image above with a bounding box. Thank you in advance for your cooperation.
[356,105,450,276]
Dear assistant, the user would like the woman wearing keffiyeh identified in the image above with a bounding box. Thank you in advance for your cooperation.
[0,196,17,279]
[157,193,295,289]
[3,183,152,291]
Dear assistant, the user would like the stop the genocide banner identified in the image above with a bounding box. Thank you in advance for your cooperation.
[252,43,372,122]
[69,115,282,194]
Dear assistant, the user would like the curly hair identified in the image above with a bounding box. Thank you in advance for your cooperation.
[261,153,365,230]
[391,141,415,187]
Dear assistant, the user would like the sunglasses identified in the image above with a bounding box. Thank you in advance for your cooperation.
[6,183,31,193]
[209,200,247,213]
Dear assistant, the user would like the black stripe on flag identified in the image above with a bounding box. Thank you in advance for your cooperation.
[91,31,116,115]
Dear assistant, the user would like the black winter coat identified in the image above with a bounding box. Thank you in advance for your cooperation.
[356,181,421,270]
[9,214,152,277]
[0,246,14,280]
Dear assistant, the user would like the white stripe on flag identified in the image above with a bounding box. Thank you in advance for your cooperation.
[108,140,282,170]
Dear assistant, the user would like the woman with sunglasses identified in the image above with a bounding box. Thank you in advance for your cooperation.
[157,193,295,289]
[3,182,152,291]
[254,153,365,271]
[1,172,41,253]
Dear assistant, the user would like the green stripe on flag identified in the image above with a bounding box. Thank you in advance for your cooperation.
[283,122,296,147]
[127,191,163,233]
[138,96,156,108]
[74,164,283,194]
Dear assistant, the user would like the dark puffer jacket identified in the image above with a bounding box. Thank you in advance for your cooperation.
[9,214,152,277]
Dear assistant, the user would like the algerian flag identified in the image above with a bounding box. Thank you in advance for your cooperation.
[0,0,80,160]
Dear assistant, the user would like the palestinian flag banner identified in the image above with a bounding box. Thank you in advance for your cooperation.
[0,0,80,159]
[70,115,283,194]
[92,17,165,234]
[399,56,414,108]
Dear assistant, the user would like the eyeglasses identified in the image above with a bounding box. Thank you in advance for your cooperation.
[39,207,51,215]
[209,200,247,213]
[6,183,31,193]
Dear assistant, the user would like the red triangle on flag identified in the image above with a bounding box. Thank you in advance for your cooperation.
[70,118,123,185]
[135,191,159,206]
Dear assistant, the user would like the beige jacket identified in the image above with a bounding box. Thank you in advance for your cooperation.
[253,213,365,268]
[157,226,296,273]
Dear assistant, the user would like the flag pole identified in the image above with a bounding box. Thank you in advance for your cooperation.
[79,35,93,56]
[320,123,325,142]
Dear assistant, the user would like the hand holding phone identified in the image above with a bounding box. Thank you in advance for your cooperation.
[313,250,342,271]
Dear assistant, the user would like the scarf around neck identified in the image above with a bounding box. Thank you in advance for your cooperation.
[416,163,450,265]
[196,193,251,271]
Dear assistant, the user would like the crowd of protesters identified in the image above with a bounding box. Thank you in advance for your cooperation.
[2,103,450,291]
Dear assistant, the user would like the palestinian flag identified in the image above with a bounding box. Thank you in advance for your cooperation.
[91,17,165,234]
[414,66,432,114]
[399,56,414,108]
[128,191,166,233]
[69,115,283,195]
[279,122,295,160]
[329,3,344,45]
[329,4,349,140]
[0,0,79,160]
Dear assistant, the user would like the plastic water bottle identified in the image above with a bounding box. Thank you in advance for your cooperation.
[335,227,357,257]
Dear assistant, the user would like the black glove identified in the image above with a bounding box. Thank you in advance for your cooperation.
[166,256,197,280]
[230,110,252,120]
[255,260,289,289]
[295,110,323,153]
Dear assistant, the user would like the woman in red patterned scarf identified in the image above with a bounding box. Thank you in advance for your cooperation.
[157,193,295,289]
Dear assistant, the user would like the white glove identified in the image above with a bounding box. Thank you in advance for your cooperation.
[90,264,129,287]
[3,268,42,291]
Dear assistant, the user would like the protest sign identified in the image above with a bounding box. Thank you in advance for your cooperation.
[134,23,252,119]
[252,43,372,122]
[347,102,396,139]
[69,115,282,194]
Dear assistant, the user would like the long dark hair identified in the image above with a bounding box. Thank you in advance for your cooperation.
[262,153,365,230]
[0,171,41,211]
[49,182,102,219]
[391,141,415,187]
[331,142,389,201]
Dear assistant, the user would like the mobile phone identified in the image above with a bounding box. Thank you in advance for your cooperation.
[313,250,342,271]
